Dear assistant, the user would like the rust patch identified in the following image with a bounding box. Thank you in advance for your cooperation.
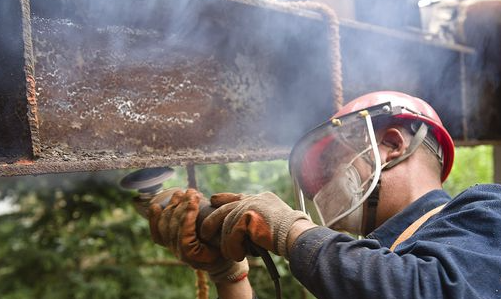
[12,159,34,166]
[21,0,41,158]
[25,74,41,156]
[32,17,276,156]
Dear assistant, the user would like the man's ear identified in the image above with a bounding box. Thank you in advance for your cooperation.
[379,128,406,163]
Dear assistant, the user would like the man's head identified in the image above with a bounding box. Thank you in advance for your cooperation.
[372,120,444,225]
[289,91,454,235]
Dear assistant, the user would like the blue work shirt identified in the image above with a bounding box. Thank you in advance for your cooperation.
[289,184,501,299]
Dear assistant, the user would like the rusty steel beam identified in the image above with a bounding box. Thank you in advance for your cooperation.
[2,0,335,176]
[2,0,490,177]
[0,147,291,177]
[29,3,332,152]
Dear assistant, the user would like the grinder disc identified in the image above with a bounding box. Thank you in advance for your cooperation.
[120,167,174,191]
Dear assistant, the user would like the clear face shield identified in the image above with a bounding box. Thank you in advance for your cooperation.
[289,104,395,235]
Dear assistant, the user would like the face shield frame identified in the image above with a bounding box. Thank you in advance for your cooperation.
[289,102,405,233]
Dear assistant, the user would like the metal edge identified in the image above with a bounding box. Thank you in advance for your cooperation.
[21,0,41,157]
[0,147,291,177]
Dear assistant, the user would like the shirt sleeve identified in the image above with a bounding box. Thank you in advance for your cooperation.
[289,191,501,299]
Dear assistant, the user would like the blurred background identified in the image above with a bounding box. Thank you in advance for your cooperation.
[0,145,494,299]
[2,0,500,297]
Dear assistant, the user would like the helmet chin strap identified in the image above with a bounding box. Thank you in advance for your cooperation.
[362,180,380,236]
[362,123,429,235]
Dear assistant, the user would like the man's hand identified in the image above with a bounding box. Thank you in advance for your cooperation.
[201,192,312,261]
[148,188,248,283]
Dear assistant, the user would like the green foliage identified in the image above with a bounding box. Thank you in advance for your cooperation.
[0,145,493,298]
[0,170,197,299]
[443,145,494,196]
[195,161,295,206]
[0,163,311,299]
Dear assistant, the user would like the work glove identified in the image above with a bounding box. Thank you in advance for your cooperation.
[148,188,249,283]
[201,191,311,261]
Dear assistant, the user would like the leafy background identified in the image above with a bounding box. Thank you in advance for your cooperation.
[0,145,495,299]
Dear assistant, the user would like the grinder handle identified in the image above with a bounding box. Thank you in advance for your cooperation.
[158,197,215,240]
[196,200,260,256]
[196,200,219,247]
[194,199,281,298]
[157,193,279,298]
[158,196,259,256]
[157,196,220,247]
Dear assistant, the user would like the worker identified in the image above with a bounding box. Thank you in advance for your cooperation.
[148,91,501,299]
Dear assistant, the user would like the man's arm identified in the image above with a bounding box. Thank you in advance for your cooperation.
[288,199,501,299]
[215,277,253,299]
[212,219,316,299]
[204,188,501,299]
[286,219,318,253]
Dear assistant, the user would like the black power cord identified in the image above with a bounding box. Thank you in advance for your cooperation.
[246,239,282,299]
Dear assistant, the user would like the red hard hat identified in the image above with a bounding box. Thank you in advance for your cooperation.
[334,91,455,181]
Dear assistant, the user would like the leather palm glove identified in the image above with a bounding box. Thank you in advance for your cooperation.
[201,191,311,261]
[148,188,249,283]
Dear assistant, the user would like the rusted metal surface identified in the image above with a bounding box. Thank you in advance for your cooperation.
[28,5,332,161]
[3,0,498,177]
[2,0,336,176]
[33,16,257,153]
[458,1,501,141]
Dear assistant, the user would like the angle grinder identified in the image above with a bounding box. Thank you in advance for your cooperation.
[119,167,217,243]
[120,167,282,299]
